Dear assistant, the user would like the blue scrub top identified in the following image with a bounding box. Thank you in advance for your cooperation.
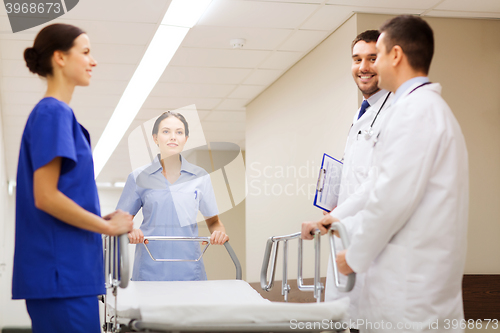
[117,155,219,281]
[12,97,105,300]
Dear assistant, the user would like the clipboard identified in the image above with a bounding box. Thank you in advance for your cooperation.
[313,153,343,212]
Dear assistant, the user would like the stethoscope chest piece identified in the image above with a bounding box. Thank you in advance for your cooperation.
[362,92,391,141]
[364,129,373,140]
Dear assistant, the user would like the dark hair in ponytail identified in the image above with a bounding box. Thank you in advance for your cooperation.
[24,23,85,77]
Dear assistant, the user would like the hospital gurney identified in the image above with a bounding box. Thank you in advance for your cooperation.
[103,223,356,332]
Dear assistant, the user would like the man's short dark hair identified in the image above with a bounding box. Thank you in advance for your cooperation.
[379,15,434,74]
[351,30,380,51]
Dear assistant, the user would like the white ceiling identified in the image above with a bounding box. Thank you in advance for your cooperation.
[0,0,499,184]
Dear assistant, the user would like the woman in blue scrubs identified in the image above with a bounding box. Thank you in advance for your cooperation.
[117,112,229,281]
[12,24,133,333]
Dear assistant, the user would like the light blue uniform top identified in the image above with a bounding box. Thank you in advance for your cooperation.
[117,154,219,281]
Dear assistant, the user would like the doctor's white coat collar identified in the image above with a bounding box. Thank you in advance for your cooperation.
[392,76,429,104]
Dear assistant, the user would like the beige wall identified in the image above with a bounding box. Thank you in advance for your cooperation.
[246,12,500,284]
[356,13,500,273]
[0,107,31,327]
[246,15,358,283]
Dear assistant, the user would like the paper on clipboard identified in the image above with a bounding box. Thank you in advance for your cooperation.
[313,154,343,212]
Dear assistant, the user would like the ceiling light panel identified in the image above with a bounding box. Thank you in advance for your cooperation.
[150,82,236,98]
[62,0,169,23]
[251,0,322,3]
[204,111,246,123]
[162,0,213,27]
[260,51,303,70]
[2,92,41,108]
[0,40,32,59]
[203,131,245,143]
[228,85,265,99]
[87,63,136,81]
[169,48,271,68]
[1,60,34,78]
[278,30,329,52]
[142,96,221,110]
[300,5,355,30]
[326,0,441,9]
[215,99,248,110]
[198,0,318,29]
[425,10,500,19]
[74,81,129,96]
[201,121,246,132]
[1,77,45,92]
[160,66,252,85]
[70,94,120,109]
[434,0,500,12]
[88,44,145,65]
[242,69,283,85]
[58,19,158,45]
[182,26,292,50]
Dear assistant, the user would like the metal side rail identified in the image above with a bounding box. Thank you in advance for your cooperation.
[260,222,355,303]
[141,236,242,279]
[103,234,129,333]
[103,234,242,332]
[328,222,356,293]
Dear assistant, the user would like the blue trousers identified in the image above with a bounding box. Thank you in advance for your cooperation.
[26,295,100,333]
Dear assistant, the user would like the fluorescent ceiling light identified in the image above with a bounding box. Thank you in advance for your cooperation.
[162,0,213,28]
[92,0,213,178]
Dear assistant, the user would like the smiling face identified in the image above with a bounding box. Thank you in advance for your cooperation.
[351,40,380,98]
[153,116,189,157]
[60,33,96,86]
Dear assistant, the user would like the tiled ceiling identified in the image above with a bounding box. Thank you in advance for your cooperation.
[0,0,499,184]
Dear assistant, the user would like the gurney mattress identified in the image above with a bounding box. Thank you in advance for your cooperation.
[107,280,349,325]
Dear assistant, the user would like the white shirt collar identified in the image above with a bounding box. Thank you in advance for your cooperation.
[365,89,389,107]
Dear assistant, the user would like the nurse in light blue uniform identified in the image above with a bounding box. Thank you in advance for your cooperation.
[117,111,229,281]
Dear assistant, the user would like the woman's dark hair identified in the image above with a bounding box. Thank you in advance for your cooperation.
[24,23,85,77]
[152,111,189,137]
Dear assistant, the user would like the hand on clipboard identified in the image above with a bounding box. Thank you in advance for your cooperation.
[302,153,343,240]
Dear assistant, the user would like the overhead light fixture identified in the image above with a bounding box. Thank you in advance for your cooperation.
[162,0,213,28]
[92,0,213,178]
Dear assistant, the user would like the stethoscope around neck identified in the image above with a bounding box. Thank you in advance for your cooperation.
[363,82,432,140]
[363,92,391,139]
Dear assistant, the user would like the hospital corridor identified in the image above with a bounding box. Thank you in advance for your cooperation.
[0,0,499,332]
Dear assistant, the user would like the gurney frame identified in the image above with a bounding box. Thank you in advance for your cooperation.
[103,222,355,332]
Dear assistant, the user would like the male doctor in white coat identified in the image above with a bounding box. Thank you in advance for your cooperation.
[316,30,393,332]
[303,15,468,332]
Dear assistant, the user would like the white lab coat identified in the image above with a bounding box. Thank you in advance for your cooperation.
[325,90,393,327]
[344,82,468,333]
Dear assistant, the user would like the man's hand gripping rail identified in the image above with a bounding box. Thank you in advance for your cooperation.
[260,222,355,303]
